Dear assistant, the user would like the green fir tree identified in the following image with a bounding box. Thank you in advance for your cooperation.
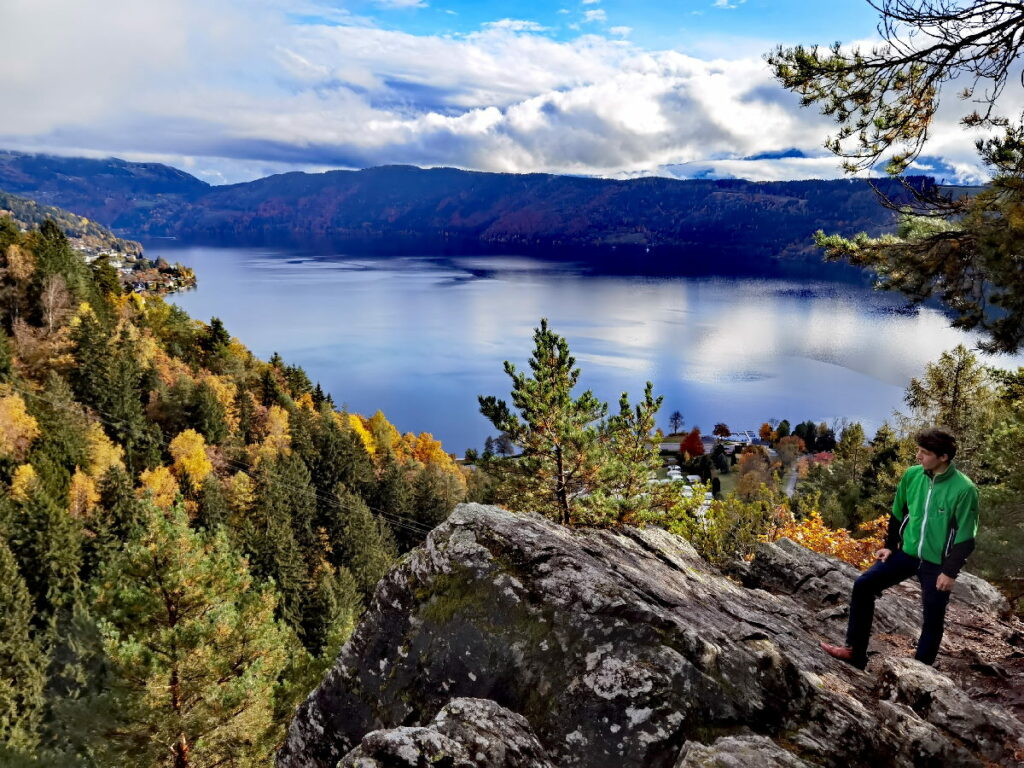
[83,503,291,767]
[478,319,608,526]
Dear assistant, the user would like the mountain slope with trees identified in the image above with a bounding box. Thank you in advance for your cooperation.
[0,215,467,766]
[0,150,936,273]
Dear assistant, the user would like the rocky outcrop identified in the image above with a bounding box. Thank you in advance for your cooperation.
[279,504,1024,768]
[337,698,555,768]
[675,733,815,767]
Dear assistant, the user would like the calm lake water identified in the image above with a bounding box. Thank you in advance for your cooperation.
[154,245,1021,454]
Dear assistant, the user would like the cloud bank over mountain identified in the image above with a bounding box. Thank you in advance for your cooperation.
[0,0,997,185]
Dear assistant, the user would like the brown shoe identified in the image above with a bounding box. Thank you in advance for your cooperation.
[820,641,867,670]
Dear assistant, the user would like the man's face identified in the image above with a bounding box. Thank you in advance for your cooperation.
[916,446,949,472]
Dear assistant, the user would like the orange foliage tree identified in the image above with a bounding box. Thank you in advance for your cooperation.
[769,511,888,570]
[679,428,704,456]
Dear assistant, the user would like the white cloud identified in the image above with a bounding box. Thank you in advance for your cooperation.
[0,0,992,185]
[712,0,746,8]
[609,26,632,37]
[374,0,428,8]
[584,9,607,23]
[482,19,548,33]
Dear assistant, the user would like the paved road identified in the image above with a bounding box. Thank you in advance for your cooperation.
[784,466,798,498]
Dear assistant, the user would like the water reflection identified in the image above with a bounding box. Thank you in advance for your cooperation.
[158,246,1021,454]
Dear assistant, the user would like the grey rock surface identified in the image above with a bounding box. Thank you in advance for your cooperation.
[876,658,1024,763]
[279,504,1024,768]
[338,698,555,768]
[675,734,814,767]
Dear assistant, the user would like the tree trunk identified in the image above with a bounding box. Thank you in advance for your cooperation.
[554,445,570,526]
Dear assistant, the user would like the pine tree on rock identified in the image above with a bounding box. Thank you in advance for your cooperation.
[85,504,290,768]
[479,319,607,526]
[593,382,665,525]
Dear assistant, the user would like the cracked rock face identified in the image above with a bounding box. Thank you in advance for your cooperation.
[279,504,1024,768]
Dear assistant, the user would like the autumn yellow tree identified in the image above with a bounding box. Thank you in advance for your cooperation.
[85,421,125,479]
[137,466,180,510]
[169,429,213,494]
[10,463,38,502]
[0,393,40,461]
[347,414,376,458]
[67,468,99,518]
[252,405,291,465]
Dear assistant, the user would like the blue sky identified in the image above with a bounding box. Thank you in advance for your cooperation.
[0,0,993,185]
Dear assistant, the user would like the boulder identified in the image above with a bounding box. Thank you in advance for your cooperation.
[674,733,814,767]
[279,504,1024,768]
[338,698,555,768]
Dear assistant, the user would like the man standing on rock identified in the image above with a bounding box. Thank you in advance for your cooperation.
[821,428,979,669]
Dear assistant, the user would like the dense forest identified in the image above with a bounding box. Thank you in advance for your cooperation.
[0,216,470,766]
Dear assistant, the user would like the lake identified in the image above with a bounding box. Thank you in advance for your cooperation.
[153,245,1020,455]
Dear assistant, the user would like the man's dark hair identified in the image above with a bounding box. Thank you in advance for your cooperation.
[916,427,957,461]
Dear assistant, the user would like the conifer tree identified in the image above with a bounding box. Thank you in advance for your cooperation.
[592,382,665,525]
[0,332,12,383]
[369,456,413,550]
[412,463,460,534]
[769,1,1024,353]
[9,476,82,619]
[903,344,995,474]
[84,504,290,767]
[29,373,90,480]
[298,562,362,658]
[0,535,46,755]
[104,332,161,472]
[69,310,112,412]
[331,487,396,600]
[195,474,230,532]
[974,377,1024,613]
[90,254,122,298]
[308,410,374,509]
[97,465,146,542]
[479,319,607,525]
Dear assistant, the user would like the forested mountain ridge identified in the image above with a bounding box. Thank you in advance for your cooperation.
[0,150,209,226]
[0,215,468,765]
[0,150,931,268]
[0,190,142,258]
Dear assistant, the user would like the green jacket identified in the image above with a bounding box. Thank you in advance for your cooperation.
[885,463,979,577]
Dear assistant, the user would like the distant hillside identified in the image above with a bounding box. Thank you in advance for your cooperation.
[0,149,209,225]
[0,151,931,272]
[0,189,142,256]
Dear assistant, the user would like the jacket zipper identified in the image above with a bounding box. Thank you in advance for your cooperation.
[918,476,934,559]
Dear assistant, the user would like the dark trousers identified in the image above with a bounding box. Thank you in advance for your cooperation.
[845,549,952,665]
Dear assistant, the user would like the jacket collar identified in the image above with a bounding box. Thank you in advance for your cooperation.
[925,462,956,482]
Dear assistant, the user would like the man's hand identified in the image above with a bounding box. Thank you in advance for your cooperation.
[875,548,892,562]
[936,573,956,592]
